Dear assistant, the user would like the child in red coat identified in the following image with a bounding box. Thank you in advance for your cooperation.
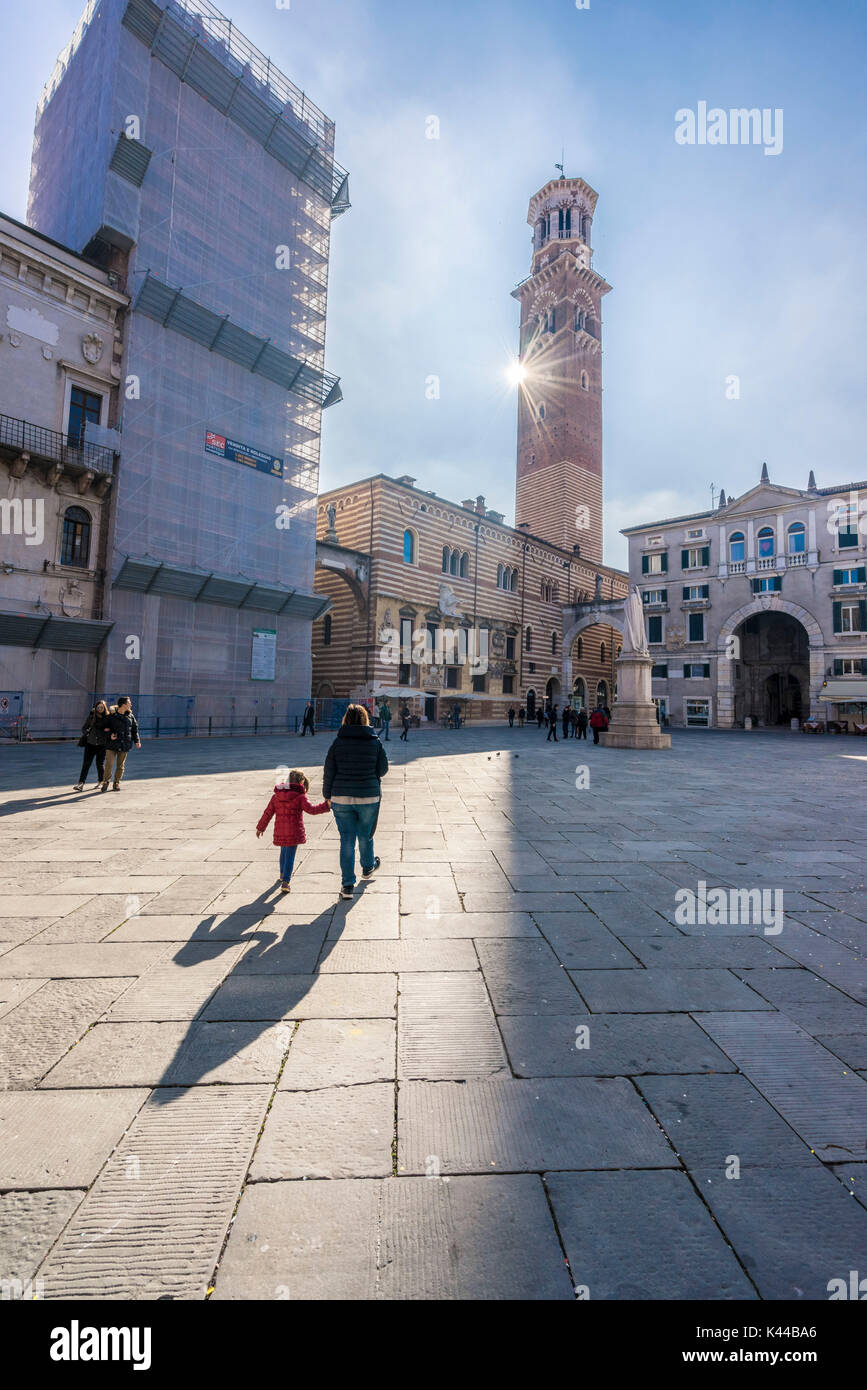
[256,768,330,892]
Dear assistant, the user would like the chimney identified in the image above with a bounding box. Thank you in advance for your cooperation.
[517,521,530,532]
[461,499,475,511]
[475,495,486,515]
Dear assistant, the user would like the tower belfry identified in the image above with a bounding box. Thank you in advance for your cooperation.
[512,177,611,562]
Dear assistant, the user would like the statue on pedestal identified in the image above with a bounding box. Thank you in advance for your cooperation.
[622,587,650,656]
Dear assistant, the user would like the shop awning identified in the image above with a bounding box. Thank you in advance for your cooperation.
[0,610,113,652]
[113,556,330,619]
[372,686,428,698]
[818,680,867,702]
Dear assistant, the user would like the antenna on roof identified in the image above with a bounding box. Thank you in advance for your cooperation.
[709,482,717,510]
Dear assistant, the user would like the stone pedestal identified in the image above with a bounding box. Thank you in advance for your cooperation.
[601,652,671,750]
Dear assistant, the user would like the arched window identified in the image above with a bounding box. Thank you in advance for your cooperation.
[558,206,571,238]
[459,552,469,578]
[497,563,504,588]
[449,549,458,576]
[510,568,518,591]
[600,642,606,663]
[552,582,559,601]
[573,677,586,709]
[729,531,745,564]
[596,680,608,707]
[525,626,532,653]
[551,631,558,655]
[403,529,415,564]
[61,506,91,567]
[577,636,583,659]
[757,526,775,560]
[323,614,332,646]
[787,522,806,555]
[580,371,589,391]
[574,308,586,332]
[442,546,450,573]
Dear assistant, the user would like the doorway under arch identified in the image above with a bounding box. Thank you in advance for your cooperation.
[596,680,609,708]
[733,612,809,726]
[526,688,536,719]
[546,676,561,704]
[572,676,586,709]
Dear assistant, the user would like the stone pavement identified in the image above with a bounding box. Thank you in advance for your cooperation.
[0,725,866,1300]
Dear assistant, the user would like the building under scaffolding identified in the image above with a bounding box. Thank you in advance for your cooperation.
[27,0,348,728]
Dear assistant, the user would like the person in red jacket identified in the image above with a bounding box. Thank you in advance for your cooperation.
[256,768,330,892]
[589,708,609,745]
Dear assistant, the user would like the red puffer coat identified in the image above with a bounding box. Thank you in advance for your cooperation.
[256,783,329,846]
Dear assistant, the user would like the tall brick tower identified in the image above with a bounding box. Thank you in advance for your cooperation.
[512,177,610,562]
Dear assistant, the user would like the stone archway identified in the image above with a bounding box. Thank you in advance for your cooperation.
[561,601,627,695]
[717,597,824,728]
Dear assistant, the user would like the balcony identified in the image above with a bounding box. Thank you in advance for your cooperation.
[0,413,116,488]
[757,557,777,571]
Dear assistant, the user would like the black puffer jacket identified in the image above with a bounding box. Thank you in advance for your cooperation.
[105,706,139,752]
[81,706,110,748]
[323,724,388,799]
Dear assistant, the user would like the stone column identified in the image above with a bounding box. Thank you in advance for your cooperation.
[717,523,728,578]
[746,519,756,573]
[808,509,818,567]
[602,651,671,749]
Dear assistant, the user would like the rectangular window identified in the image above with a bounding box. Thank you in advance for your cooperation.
[445,667,460,689]
[647,615,663,645]
[751,576,782,593]
[684,663,711,678]
[839,602,865,634]
[651,663,668,678]
[682,584,709,601]
[681,546,710,570]
[642,552,668,574]
[688,612,705,643]
[67,387,103,446]
[643,588,667,604]
[502,674,514,694]
[505,635,515,660]
[685,699,711,727]
[472,674,486,693]
[685,528,705,541]
[838,508,860,549]
[834,658,863,676]
[833,567,867,586]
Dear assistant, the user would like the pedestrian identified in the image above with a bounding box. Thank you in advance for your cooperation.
[576,707,588,740]
[400,706,411,741]
[536,706,544,729]
[300,700,315,736]
[101,696,141,791]
[603,705,611,721]
[518,706,525,728]
[547,704,559,741]
[589,707,607,745]
[379,700,392,741]
[508,706,515,728]
[561,704,571,740]
[323,703,389,900]
[74,699,109,790]
[255,768,330,892]
[452,703,461,729]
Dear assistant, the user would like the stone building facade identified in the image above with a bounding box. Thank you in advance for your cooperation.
[0,212,127,735]
[624,466,867,729]
[312,473,625,722]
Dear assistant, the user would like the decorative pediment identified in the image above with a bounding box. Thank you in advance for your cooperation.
[718,483,809,521]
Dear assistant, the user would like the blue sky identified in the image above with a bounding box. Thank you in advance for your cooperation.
[4,0,866,568]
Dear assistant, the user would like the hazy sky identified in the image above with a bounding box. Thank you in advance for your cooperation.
[4,0,865,568]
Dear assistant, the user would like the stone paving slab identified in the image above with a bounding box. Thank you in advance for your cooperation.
[234,926,330,975]
[733,967,858,1006]
[778,996,867,1034]
[697,1012,867,1161]
[0,978,137,1089]
[576,893,679,936]
[475,939,585,1014]
[37,1086,270,1299]
[279,1019,396,1090]
[637,1074,819,1169]
[0,1089,148,1188]
[107,914,264,942]
[829,1163,867,1211]
[105,944,249,1022]
[0,944,168,979]
[0,978,47,1019]
[532,914,640,969]
[318,940,477,972]
[545,1170,756,1300]
[201,972,397,1021]
[213,1175,574,1300]
[397,972,509,1079]
[52,877,180,895]
[815,1034,867,1068]
[500,1013,736,1077]
[250,1084,394,1179]
[0,896,93,920]
[399,1078,676,1174]
[626,936,795,970]
[326,895,400,939]
[32,895,159,944]
[400,911,538,938]
[569,968,774,1013]
[0,1190,86,1290]
[692,1163,867,1300]
[40,1020,293,1088]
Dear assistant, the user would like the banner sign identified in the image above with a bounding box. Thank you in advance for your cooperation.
[205,431,283,479]
[251,629,277,682]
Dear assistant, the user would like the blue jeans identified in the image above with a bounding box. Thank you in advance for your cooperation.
[332,801,380,886]
[279,845,297,882]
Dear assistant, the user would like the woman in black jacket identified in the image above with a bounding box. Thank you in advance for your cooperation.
[322,704,389,900]
[74,700,109,790]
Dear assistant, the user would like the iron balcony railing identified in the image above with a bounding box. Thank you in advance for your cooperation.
[0,414,117,476]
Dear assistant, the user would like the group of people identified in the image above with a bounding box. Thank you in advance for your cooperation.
[507,702,611,744]
[258,703,388,899]
[74,697,141,791]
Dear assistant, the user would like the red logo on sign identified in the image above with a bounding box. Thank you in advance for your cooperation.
[206,432,226,450]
